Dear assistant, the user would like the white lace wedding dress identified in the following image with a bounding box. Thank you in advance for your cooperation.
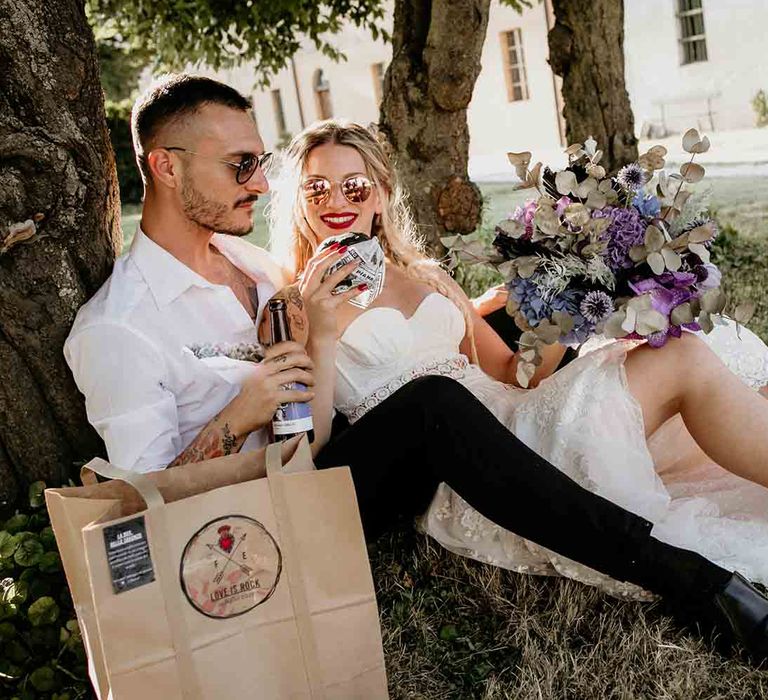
[333,292,768,600]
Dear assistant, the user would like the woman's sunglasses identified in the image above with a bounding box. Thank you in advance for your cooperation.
[301,175,373,206]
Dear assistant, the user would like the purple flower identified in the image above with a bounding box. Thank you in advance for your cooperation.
[697,263,722,291]
[632,193,661,218]
[579,291,614,324]
[616,163,647,190]
[555,196,572,218]
[593,207,647,272]
[511,199,538,238]
[628,276,701,346]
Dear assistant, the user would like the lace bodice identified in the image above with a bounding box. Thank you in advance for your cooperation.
[334,293,474,420]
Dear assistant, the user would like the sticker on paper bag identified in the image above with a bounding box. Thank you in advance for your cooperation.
[180,515,282,618]
[103,516,155,594]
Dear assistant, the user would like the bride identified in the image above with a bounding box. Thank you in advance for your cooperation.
[267,119,768,599]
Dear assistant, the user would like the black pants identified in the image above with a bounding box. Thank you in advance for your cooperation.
[316,376,729,606]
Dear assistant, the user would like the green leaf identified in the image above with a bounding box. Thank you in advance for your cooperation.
[27,596,60,627]
[38,552,62,574]
[14,537,44,568]
[3,515,29,535]
[28,481,46,509]
[0,531,17,559]
[4,638,30,664]
[0,621,15,642]
[439,623,459,641]
[0,600,18,621]
[0,656,23,681]
[2,580,29,606]
[29,665,57,692]
[39,527,57,552]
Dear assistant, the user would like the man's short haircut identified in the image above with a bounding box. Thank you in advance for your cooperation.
[131,73,252,185]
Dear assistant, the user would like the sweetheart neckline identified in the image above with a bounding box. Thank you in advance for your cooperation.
[339,292,444,343]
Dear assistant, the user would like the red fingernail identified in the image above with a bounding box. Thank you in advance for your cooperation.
[358,283,368,290]
[337,246,348,254]
[329,242,340,250]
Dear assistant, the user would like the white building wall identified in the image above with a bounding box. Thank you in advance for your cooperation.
[145,0,767,178]
[469,1,563,178]
[624,0,768,135]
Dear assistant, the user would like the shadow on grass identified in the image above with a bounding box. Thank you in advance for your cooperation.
[372,528,768,699]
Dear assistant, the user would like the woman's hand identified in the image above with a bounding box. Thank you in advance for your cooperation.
[299,243,367,342]
[472,283,508,317]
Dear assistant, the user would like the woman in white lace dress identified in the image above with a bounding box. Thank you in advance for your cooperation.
[268,119,768,599]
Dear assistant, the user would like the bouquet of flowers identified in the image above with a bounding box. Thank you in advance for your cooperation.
[448,129,754,387]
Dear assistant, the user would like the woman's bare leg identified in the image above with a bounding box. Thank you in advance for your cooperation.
[624,333,768,487]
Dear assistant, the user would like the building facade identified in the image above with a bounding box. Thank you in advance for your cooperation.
[209,0,768,179]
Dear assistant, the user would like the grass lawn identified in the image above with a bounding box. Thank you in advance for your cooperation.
[120,178,768,697]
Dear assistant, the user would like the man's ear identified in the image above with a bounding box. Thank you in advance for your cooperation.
[146,149,180,189]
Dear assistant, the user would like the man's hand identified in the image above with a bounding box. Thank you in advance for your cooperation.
[168,340,315,467]
[230,340,315,435]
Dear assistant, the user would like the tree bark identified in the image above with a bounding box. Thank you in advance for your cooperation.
[548,0,638,172]
[0,0,119,505]
[379,0,489,255]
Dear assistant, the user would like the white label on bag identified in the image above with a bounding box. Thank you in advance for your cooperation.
[179,515,282,618]
[103,516,155,594]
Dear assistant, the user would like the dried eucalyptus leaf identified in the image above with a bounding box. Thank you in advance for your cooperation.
[565,143,584,157]
[635,309,669,336]
[701,288,727,314]
[519,330,539,348]
[555,170,578,196]
[734,302,757,325]
[688,242,711,264]
[507,151,532,180]
[670,302,694,326]
[682,128,701,153]
[516,256,539,278]
[688,224,714,243]
[644,225,665,250]
[516,360,536,389]
[622,305,638,333]
[527,162,543,187]
[586,164,606,179]
[584,136,598,156]
[604,311,629,338]
[629,245,647,263]
[575,177,598,198]
[534,320,561,344]
[496,218,527,238]
[690,135,711,154]
[699,310,714,334]
[680,162,705,183]
[551,311,575,334]
[563,203,590,227]
[519,349,537,362]
[661,247,682,271]
[647,251,666,275]
[585,189,607,210]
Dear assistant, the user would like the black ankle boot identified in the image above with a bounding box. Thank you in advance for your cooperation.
[712,572,768,662]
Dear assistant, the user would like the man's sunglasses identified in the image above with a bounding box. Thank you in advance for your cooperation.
[162,147,272,184]
[301,175,373,206]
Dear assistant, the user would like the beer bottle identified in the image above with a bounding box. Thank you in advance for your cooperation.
[268,298,314,442]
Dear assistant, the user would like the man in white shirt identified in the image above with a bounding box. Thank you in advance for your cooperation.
[65,74,316,471]
[65,74,768,661]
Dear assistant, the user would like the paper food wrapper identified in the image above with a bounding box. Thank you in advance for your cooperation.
[319,232,385,309]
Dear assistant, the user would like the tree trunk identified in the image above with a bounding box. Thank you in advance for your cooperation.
[548,0,638,172]
[379,0,490,255]
[0,0,119,505]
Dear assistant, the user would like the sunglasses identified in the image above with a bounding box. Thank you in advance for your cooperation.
[163,147,272,184]
[301,175,373,206]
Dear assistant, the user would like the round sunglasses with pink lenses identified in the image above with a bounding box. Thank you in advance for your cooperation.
[302,175,373,206]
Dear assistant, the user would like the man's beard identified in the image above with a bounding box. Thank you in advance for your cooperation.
[180,176,253,236]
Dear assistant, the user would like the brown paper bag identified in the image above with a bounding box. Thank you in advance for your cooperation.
[45,437,388,699]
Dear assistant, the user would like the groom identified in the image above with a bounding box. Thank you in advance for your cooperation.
[65,74,768,662]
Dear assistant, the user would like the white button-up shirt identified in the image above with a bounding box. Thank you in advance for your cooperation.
[64,228,288,473]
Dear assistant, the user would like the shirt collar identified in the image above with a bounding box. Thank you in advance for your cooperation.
[130,227,217,308]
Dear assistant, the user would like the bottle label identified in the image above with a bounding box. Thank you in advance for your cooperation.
[272,382,313,435]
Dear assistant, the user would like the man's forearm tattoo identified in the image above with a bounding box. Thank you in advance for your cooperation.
[221,423,237,455]
[168,414,243,467]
